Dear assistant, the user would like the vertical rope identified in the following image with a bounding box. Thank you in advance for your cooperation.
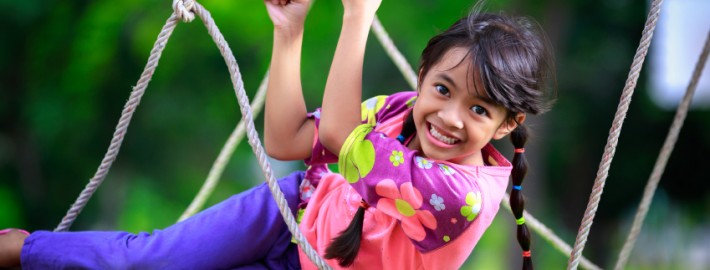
[54,14,181,232]
[613,30,710,270]
[567,0,664,268]
[190,2,331,269]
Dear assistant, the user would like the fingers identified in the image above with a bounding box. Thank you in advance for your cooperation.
[267,0,290,6]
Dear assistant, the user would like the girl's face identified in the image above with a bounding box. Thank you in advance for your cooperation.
[411,47,521,166]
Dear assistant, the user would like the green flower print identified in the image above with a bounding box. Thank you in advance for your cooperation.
[390,150,404,166]
[342,139,376,183]
[361,96,387,124]
[460,191,482,222]
[406,96,417,108]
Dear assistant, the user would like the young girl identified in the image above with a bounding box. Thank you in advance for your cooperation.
[0,0,553,269]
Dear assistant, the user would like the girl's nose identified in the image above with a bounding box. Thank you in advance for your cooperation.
[437,106,464,129]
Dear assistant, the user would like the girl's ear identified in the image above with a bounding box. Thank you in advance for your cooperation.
[493,112,526,140]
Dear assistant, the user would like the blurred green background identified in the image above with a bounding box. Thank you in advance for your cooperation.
[1,0,709,269]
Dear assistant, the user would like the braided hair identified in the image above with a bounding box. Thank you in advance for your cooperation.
[325,9,555,269]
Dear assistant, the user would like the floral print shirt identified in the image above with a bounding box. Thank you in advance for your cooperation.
[298,91,512,269]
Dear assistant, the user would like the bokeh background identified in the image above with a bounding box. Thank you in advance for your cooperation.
[1,0,709,269]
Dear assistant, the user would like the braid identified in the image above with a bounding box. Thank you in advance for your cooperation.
[398,109,416,144]
[509,125,533,270]
[324,204,367,267]
[324,110,415,267]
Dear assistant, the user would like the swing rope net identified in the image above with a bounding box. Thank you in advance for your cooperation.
[53,0,709,269]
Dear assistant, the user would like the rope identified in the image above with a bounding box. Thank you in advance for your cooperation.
[613,29,710,270]
[567,0,664,268]
[501,194,602,270]
[178,71,269,222]
[186,2,330,269]
[54,10,181,233]
[54,1,330,268]
[372,15,418,90]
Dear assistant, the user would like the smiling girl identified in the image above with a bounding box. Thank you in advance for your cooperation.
[0,0,553,269]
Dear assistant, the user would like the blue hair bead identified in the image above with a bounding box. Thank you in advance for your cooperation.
[513,185,522,190]
[396,135,405,143]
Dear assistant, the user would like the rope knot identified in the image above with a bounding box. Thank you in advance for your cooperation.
[173,0,196,22]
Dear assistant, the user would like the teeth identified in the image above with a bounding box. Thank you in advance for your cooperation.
[430,126,458,145]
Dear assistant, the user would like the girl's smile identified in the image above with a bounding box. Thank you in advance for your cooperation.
[426,122,460,147]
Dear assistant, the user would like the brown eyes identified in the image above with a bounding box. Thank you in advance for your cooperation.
[436,84,488,116]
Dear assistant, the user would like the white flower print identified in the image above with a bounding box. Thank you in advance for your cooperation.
[439,164,456,176]
[313,110,321,119]
[430,194,445,211]
[365,97,378,110]
[299,180,315,201]
[415,156,433,169]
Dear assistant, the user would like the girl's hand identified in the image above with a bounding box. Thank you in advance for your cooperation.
[264,0,310,32]
[341,0,382,19]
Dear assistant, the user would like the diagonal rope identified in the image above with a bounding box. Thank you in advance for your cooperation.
[187,2,330,268]
[613,29,710,270]
[501,195,602,270]
[372,15,418,90]
[177,0,317,222]
[370,13,602,269]
[55,1,330,268]
[567,0,664,268]
[177,71,269,222]
[55,11,181,233]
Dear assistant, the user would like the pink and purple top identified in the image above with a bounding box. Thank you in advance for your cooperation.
[297,91,512,269]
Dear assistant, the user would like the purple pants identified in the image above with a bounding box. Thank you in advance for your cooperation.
[21,171,305,270]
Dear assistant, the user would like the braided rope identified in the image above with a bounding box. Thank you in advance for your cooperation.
[501,194,602,270]
[54,11,181,233]
[613,30,710,270]
[189,2,330,269]
[567,0,664,268]
[178,71,269,222]
[54,1,330,268]
[372,15,418,90]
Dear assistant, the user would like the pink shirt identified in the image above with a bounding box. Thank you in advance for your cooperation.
[298,92,512,269]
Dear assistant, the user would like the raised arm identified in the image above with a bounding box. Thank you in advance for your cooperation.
[318,0,382,155]
[263,0,315,160]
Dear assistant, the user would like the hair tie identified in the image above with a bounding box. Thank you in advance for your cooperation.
[516,217,526,225]
[396,135,406,143]
[359,200,370,209]
[513,185,522,191]
[522,250,531,257]
[514,148,525,153]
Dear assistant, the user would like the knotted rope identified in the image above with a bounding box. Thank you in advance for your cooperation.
[55,1,330,268]
[613,29,710,270]
[567,0,664,268]
[54,6,181,233]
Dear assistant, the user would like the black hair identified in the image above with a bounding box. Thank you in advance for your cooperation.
[325,8,555,269]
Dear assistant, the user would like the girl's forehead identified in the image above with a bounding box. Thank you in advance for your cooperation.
[433,47,471,71]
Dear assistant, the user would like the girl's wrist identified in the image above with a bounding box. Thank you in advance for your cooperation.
[273,25,305,40]
[343,9,376,25]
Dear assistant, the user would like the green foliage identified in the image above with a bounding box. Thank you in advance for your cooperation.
[2,0,709,269]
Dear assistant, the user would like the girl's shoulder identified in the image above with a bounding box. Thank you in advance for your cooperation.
[362,91,417,125]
